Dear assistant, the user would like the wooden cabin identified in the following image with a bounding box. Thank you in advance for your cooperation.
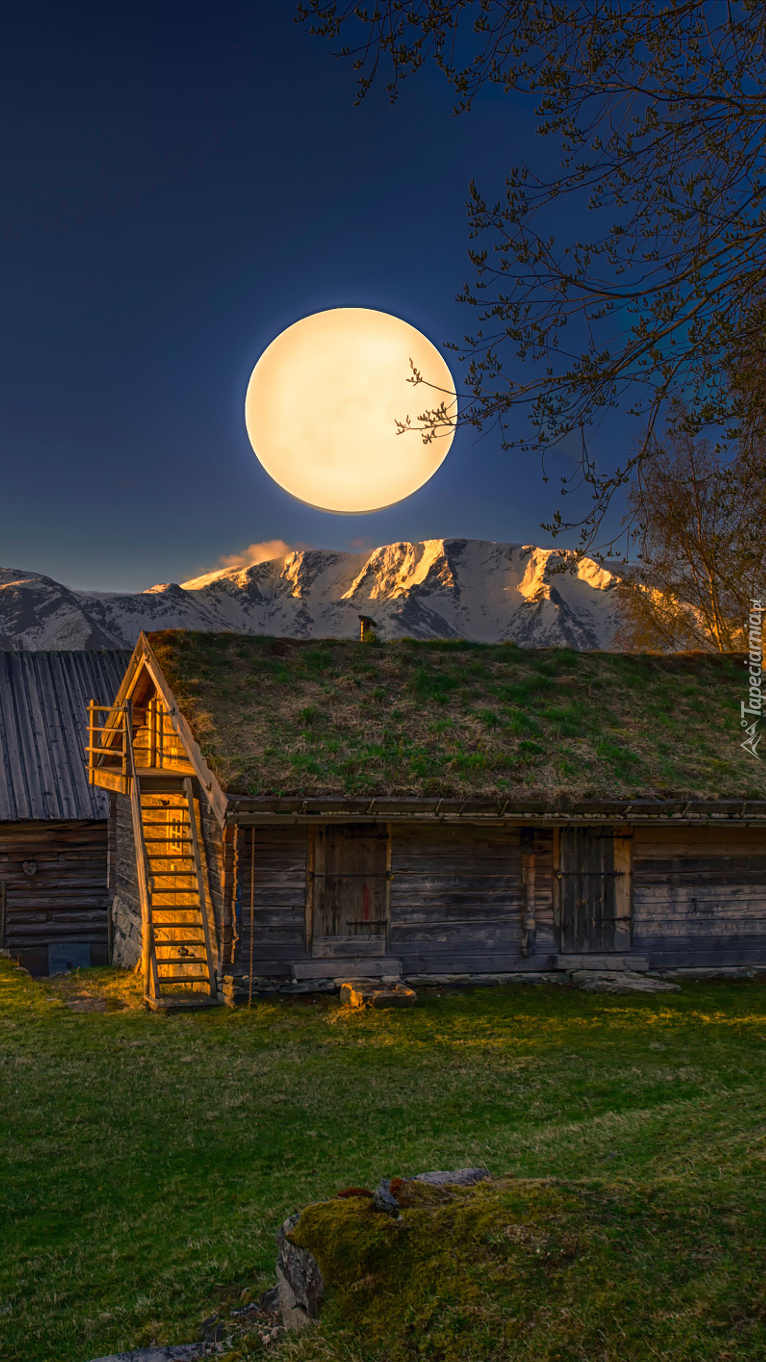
[0,649,130,975]
[87,631,766,1008]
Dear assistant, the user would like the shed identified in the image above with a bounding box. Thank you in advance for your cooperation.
[87,631,766,1008]
[1,649,130,974]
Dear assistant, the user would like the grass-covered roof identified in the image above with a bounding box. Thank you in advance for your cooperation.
[148,631,765,803]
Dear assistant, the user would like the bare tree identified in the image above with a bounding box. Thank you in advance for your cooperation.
[614,414,766,652]
[299,2,766,550]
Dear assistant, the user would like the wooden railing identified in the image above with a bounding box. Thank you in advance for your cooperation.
[87,696,191,789]
[86,701,128,785]
[135,697,188,771]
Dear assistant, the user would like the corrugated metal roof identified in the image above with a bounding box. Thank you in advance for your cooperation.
[0,651,131,820]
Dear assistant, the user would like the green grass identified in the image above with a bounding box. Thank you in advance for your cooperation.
[2,958,766,1361]
[147,631,765,801]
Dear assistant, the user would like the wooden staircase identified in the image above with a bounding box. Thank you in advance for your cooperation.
[134,775,219,1010]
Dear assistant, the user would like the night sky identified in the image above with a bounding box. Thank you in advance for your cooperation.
[1,2,606,591]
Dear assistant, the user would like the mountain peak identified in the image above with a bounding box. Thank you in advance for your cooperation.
[0,540,623,650]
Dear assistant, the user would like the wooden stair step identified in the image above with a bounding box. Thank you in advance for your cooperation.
[154,936,205,943]
[150,892,200,899]
[144,830,193,837]
[146,849,195,857]
[156,956,207,965]
[141,815,189,822]
[157,976,211,985]
[136,772,216,1009]
[153,923,205,931]
[151,915,204,922]
[146,995,220,1011]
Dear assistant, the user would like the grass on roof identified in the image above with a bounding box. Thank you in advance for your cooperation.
[147,632,764,802]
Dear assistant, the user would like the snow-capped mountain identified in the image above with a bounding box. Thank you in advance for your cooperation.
[0,540,623,651]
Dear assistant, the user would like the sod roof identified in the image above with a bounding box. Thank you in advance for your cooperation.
[147,631,765,803]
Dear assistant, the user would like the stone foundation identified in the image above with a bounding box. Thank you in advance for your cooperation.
[110,893,141,969]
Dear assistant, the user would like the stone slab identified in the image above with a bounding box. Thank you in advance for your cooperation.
[222,978,337,1002]
[659,966,763,980]
[340,982,417,1008]
[86,1347,214,1362]
[404,972,569,987]
[415,1167,491,1187]
[553,954,649,972]
[293,957,401,981]
[572,970,680,994]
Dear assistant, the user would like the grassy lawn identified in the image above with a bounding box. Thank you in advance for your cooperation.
[2,958,766,1361]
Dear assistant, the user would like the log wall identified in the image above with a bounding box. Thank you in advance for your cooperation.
[231,823,554,977]
[389,824,554,974]
[0,819,109,975]
[125,816,766,981]
[633,826,766,968]
[234,826,312,977]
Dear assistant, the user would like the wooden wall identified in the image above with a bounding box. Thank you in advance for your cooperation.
[633,826,766,968]
[121,815,766,981]
[234,826,311,977]
[0,819,109,975]
[114,794,140,907]
[390,824,554,974]
[231,823,554,978]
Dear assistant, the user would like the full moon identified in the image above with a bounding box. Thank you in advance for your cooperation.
[244,307,457,513]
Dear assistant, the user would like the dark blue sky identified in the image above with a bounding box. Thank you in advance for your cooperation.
[0,2,608,591]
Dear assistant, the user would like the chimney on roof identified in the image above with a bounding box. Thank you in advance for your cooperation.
[358,614,378,644]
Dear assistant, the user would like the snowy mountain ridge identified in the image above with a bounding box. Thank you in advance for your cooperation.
[0,539,623,651]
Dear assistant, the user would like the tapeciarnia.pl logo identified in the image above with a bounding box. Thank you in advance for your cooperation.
[741,599,764,759]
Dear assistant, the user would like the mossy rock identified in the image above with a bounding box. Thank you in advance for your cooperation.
[287,1177,583,1354]
[281,1173,766,1361]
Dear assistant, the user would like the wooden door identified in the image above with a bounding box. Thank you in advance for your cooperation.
[309,824,390,958]
[556,827,632,953]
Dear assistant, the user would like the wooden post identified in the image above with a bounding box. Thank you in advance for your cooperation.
[0,880,6,950]
[520,827,536,957]
[249,826,255,1008]
[305,825,316,954]
[121,705,128,784]
[613,832,633,951]
[87,700,95,784]
[148,698,156,770]
[385,822,392,951]
[184,777,217,998]
[126,700,156,999]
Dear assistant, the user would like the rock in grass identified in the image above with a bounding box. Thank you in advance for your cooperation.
[86,1347,212,1361]
[339,981,417,1008]
[572,970,680,994]
[276,1212,325,1331]
[415,1167,491,1187]
[372,1178,402,1216]
[276,1171,492,1330]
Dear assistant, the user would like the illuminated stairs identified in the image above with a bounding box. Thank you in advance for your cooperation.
[138,779,219,1010]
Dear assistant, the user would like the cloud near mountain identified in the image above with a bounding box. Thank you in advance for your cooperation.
[216,539,296,570]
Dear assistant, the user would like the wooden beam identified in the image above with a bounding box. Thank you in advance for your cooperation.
[125,701,155,1001]
[183,776,217,998]
[227,810,766,828]
[520,827,536,957]
[90,770,129,795]
[138,635,229,829]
